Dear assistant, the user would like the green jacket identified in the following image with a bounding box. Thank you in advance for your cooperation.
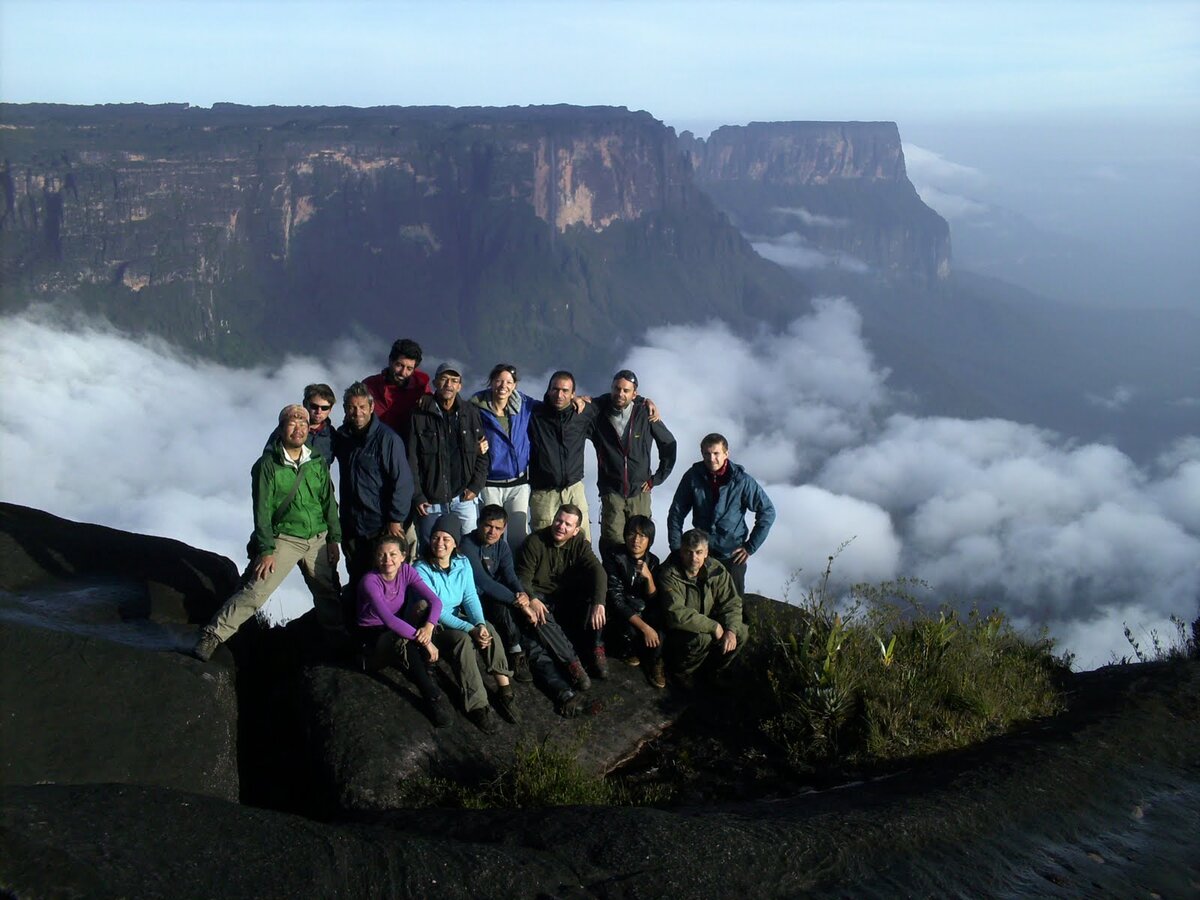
[252,443,341,556]
[657,556,745,635]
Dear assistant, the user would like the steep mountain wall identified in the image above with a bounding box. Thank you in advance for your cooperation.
[1,103,801,368]
[684,121,951,287]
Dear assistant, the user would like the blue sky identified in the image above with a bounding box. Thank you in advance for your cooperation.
[2,1,1197,133]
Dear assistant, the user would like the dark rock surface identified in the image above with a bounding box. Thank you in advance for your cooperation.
[0,502,239,625]
[3,661,1197,898]
[302,656,684,814]
[0,616,239,801]
[0,503,240,800]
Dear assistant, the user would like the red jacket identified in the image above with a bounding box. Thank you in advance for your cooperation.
[362,369,431,439]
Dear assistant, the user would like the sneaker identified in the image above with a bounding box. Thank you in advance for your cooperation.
[558,691,585,718]
[622,654,641,668]
[428,694,453,728]
[494,685,520,724]
[510,650,533,684]
[566,659,592,692]
[467,706,499,735]
[192,630,221,662]
[592,645,609,680]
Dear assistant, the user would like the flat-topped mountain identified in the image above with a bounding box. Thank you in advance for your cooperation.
[683,121,951,287]
[0,103,803,369]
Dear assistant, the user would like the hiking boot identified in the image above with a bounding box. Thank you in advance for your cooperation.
[494,685,520,724]
[558,691,585,718]
[592,645,609,680]
[509,650,533,684]
[428,694,453,729]
[649,659,667,689]
[467,706,499,735]
[566,659,592,692]
[192,630,221,662]
[622,653,641,667]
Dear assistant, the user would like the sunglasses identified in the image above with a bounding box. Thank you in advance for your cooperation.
[307,403,332,412]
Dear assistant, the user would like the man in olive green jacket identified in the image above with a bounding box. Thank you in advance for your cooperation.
[658,528,749,682]
[193,405,342,660]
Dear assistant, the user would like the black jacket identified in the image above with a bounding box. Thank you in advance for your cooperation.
[333,416,414,539]
[603,547,662,622]
[591,396,677,498]
[528,397,600,490]
[407,397,490,506]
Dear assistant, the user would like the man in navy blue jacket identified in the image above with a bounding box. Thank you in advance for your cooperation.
[334,382,415,592]
[667,433,775,595]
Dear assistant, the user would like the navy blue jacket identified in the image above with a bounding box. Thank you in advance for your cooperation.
[460,531,523,606]
[667,461,776,559]
[333,416,414,539]
[471,390,536,483]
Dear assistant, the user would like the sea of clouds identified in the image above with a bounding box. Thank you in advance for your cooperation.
[2,301,1196,668]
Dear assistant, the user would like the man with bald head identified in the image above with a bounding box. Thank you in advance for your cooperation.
[193,404,342,661]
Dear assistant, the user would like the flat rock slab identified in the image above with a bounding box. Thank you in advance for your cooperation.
[0,614,239,801]
[302,657,685,813]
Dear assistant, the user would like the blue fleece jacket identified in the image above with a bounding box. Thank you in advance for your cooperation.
[415,555,485,632]
[471,390,536,482]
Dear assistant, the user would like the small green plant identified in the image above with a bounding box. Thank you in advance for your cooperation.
[753,552,1067,772]
[1122,615,1200,663]
[394,738,671,809]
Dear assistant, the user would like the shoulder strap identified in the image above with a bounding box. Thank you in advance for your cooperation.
[270,457,307,526]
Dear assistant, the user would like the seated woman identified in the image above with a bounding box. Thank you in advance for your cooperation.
[415,514,517,734]
[602,515,666,688]
[357,534,451,727]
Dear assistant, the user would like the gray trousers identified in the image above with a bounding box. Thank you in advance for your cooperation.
[434,621,512,712]
[207,531,340,642]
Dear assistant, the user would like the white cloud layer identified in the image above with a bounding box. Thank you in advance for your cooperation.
[903,143,990,220]
[751,233,870,272]
[2,302,1197,669]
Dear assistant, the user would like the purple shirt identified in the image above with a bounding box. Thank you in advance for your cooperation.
[357,564,443,638]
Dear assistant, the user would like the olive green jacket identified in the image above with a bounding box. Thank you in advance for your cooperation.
[657,556,745,636]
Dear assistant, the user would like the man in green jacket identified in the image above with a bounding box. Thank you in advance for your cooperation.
[193,405,342,661]
[658,528,749,685]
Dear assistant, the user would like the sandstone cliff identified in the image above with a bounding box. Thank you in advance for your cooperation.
[0,103,800,369]
[683,121,951,287]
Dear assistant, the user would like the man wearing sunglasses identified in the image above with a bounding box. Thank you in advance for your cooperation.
[263,383,337,465]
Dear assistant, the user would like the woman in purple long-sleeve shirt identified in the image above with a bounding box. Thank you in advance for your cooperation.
[357,535,452,727]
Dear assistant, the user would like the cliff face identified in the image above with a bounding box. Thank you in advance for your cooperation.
[1,103,799,368]
[684,121,951,287]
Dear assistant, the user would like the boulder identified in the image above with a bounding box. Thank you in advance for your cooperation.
[0,615,239,801]
[301,657,685,814]
[0,503,240,800]
[0,502,240,624]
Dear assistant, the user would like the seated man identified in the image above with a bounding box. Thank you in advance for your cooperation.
[459,504,534,682]
[603,515,666,689]
[414,515,516,734]
[193,405,341,661]
[657,528,749,687]
[517,503,608,680]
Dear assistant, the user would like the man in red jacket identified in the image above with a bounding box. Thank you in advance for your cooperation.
[362,338,431,440]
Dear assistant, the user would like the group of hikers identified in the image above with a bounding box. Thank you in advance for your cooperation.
[192,338,776,731]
